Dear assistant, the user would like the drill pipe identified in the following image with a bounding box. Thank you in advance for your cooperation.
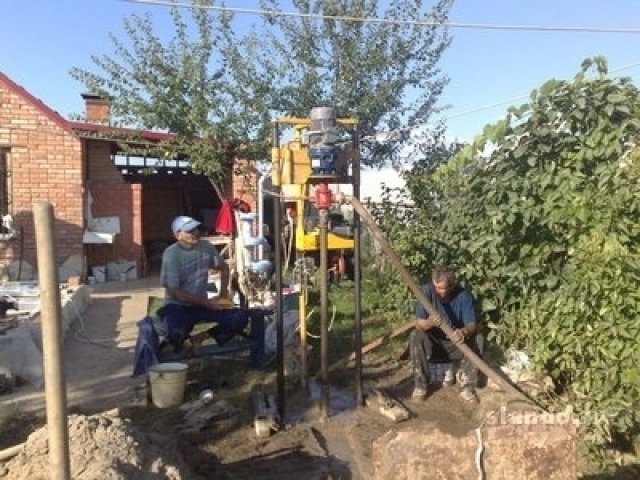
[349,197,536,403]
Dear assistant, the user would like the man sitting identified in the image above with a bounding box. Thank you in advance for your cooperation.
[409,265,482,403]
[157,215,248,353]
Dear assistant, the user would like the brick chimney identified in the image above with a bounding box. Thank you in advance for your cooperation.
[81,93,111,124]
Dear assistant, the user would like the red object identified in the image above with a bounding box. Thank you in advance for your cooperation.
[315,183,332,210]
[233,198,251,213]
[215,198,252,234]
[215,200,235,234]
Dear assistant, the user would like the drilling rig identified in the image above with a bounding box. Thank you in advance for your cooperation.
[278,110,356,281]
[270,107,363,419]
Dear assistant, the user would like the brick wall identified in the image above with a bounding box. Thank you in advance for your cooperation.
[0,79,84,272]
[82,94,110,124]
[87,183,143,276]
[0,75,252,280]
[86,141,124,184]
[229,158,259,212]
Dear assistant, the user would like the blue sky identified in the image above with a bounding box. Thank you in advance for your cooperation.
[2,0,640,142]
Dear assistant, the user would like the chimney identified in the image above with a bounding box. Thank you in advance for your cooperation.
[81,93,111,125]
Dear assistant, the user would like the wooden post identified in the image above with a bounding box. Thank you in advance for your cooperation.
[33,202,71,480]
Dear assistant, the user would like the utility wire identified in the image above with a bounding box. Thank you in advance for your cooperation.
[122,0,640,143]
[361,59,640,145]
[123,0,640,35]
[445,60,640,122]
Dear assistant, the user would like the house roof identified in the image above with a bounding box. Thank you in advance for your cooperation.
[1,71,175,144]
[0,72,73,134]
[67,121,176,143]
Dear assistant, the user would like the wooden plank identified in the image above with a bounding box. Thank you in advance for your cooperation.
[328,320,414,372]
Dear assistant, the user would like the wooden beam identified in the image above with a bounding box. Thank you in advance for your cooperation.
[328,320,414,372]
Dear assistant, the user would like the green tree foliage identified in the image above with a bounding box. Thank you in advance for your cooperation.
[364,126,463,319]
[70,0,265,179]
[396,57,640,451]
[245,0,453,166]
[70,0,454,174]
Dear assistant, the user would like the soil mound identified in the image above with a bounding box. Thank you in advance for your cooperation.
[1,410,196,480]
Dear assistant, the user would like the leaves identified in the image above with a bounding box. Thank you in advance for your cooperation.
[391,57,640,452]
[71,0,454,173]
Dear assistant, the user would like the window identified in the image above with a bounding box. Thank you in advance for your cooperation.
[0,148,12,237]
[112,152,190,176]
[0,149,10,216]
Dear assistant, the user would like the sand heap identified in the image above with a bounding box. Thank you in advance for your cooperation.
[0,411,194,480]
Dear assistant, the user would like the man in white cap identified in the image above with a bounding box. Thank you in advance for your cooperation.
[158,215,246,353]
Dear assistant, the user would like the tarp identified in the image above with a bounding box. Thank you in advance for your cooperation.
[131,316,159,377]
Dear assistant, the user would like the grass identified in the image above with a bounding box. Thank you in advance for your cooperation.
[299,275,412,385]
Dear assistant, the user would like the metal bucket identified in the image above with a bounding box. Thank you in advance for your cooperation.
[148,362,188,408]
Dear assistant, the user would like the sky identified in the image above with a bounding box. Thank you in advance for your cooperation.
[1,1,640,144]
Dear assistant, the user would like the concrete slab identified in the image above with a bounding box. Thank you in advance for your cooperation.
[0,276,165,417]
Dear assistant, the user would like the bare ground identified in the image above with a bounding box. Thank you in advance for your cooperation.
[1,278,633,479]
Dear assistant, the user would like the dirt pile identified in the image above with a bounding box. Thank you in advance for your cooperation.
[0,410,196,480]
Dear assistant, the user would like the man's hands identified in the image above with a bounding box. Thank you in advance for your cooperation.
[416,317,476,345]
[416,316,442,331]
[453,323,477,344]
[207,296,234,310]
[451,329,466,344]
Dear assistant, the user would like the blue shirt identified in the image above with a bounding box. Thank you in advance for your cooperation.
[160,239,222,305]
[415,283,477,339]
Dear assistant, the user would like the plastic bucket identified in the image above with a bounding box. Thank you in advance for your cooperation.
[148,362,188,408]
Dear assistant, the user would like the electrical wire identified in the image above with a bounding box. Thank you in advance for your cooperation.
[123,0,640,147]
[62,292,133,349]
[71,323,130,350]
[475,427,485,480]
[300,304,336,339]
[123,0,640,35]
[281,215,294,276]
[360,59,640,146]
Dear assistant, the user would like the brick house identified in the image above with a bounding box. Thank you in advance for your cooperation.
[0,71,258,281]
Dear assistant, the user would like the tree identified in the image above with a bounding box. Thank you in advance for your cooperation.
[363,125,462,320]
[395,57,640,455]
[70,0,454,175]
[70,0,264,180]
[240,0,453,166]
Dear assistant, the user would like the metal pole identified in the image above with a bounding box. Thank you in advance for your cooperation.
[349,197,532,400]
[352,128,363,406]
[271,123,285,421]
[296,192,309,394]
[33,202,71,480]
[318,205,330,419]
[299,268,308,394]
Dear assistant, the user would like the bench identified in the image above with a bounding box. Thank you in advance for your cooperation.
[160,311,267,367]
[148,296,268,368]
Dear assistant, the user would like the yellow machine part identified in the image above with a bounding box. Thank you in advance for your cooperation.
[296,230,354,252]
[277,135,312,186]
[293,185,354,252]
[273,121,355,253]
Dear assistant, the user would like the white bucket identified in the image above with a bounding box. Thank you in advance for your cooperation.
[148,362,188,408]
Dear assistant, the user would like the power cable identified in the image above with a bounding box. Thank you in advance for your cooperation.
[122,0,640,144]
[123,0,640,35]
[361,59,640,145]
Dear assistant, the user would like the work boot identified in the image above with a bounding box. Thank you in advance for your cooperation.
[443,365,456,386]
[459,386,478,404]
[411,374,429,401]
[411,386,428,401]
